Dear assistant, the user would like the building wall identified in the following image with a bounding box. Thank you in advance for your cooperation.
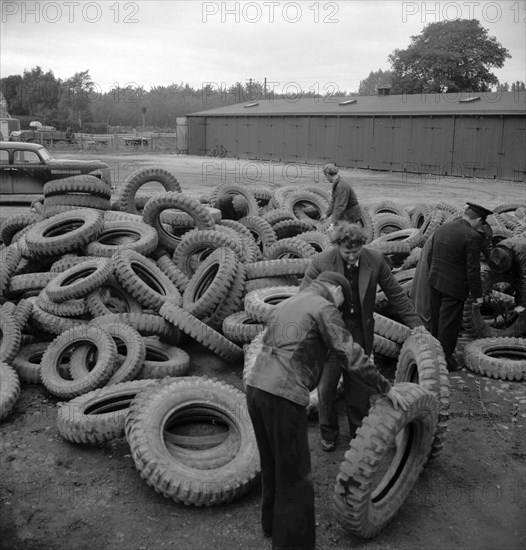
[189,115,526,181]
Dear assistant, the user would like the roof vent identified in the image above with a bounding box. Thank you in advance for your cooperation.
[377,87,391,96]
[459,96,481,103]
[339,99,357,105]
[244,102,259,108]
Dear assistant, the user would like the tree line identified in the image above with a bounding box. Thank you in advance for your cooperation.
[1,20,520,133]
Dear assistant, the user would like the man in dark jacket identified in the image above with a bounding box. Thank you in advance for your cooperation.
[246,270,408,550]
[300,223,424,451]
[321,163,362,224]
[427,202,493,371]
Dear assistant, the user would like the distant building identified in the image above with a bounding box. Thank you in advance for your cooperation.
[187,91,526,182]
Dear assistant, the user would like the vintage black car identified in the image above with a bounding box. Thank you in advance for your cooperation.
[0,141,111,198]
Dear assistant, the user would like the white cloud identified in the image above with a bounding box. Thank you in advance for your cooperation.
[1,1,524,92]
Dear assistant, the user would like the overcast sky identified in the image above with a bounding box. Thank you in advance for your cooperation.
[1,0,525,94]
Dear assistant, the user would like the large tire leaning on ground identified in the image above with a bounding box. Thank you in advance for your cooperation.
[118,168,181,215]
[124,376,260,506]
[143,193,215,252]
[0,362,20,422]
[24,210,104,258]
[333,383,437,539]
[57,380,159,444]
[463,337,526,381]
[160,303,243,363]
[394,333,450,462]
[40,325,118,399]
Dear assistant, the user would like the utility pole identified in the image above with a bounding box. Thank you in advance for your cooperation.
[264,77,267,99]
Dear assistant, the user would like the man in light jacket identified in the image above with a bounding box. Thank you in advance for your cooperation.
[246,270,408,550]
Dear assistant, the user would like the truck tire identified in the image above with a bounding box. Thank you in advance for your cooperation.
[173,230,244,277]
[372,334,401,358]
[69,322,146,385]
[222,311,265,344]
[45,257,113,303]
[0,362,20,422]
[86,277,144,317]
[204,261,247,331]
[44,176,111,198]
[89,313,180,343]
[394,333,450,462]
[40,325,117,399]
[0,308,22,363]
[38,289,89,318]
[463,337,526,381]
[25,210,104,257]
[12,342,51,384]
[143,193,215,252]
[182,247,238,319]
[263,237,316,260]
[160,303,243,363]
[137,338,190,379]
[57,380,159,444]
[85,221,159,258]
[124,376,260,506]
[118,168,181,215]
[334,383,437,538]
[373,313,411,344]
[244,286,299,323]
[245,258,310,280]
[113,249,182,311]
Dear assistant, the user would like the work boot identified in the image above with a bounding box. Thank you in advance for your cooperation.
[321,439,336,452]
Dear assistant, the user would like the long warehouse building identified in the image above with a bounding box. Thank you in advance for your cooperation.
[187,90,526,182]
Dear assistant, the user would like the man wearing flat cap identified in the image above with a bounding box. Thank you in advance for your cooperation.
[246,270,408,550]
[427,202,493,371]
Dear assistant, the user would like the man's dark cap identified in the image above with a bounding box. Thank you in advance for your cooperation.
[316,271,352,309]
[466,202,493,220]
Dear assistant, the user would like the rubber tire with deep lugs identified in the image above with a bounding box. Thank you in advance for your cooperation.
[333,383,437,539]
[124,376,260,506]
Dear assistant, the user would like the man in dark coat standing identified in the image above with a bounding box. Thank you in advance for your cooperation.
[427,202,493,371]
[321,163,362,224]
[300,223,424,451]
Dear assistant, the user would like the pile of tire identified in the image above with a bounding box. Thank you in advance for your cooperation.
[1,166,524,512]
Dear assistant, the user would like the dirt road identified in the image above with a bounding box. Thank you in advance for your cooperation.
[1,151,524,550]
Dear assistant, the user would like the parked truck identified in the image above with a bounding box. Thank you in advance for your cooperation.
[9,121,76,145]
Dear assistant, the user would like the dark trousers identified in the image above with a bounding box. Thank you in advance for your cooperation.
[429,287,465,363]
[246,386,315,550]
[317,325,370,441]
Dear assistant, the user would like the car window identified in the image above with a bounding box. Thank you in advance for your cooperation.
[0,150,9,164]
[13,151,42,164]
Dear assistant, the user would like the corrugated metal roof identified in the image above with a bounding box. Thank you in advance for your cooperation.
[188,91,526,117]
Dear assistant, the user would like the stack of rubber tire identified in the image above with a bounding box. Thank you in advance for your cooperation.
[0,167,525,518]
